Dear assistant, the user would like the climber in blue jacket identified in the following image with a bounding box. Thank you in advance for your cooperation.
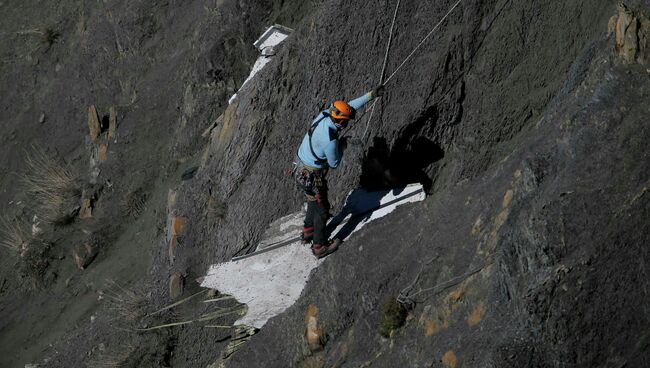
[294,85,384,258]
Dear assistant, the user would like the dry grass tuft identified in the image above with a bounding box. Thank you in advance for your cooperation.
[40,28,60,47]
[88,342,137,368]
[13,28,60,48]
[23,147,81,225]
[0,216,31,254]
[122,188,148,219]
[102,280,149,324]
[1,216,52,284]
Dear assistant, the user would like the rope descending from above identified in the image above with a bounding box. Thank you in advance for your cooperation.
[384,0,464,85]
[359,0,465,141]
[379,0,402,85]
[361,0,401,141]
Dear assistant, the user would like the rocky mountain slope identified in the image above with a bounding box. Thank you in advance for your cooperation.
[1,0,648,367]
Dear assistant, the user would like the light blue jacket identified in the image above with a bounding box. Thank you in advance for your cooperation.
[298,91,374,168]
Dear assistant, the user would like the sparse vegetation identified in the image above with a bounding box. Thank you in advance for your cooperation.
[379,295,407,338]
[0,216,31,253]
[40,28,61,47]
[12,27,60,48]
[122,188,148,218]
[19,238,52,285]
[102,280,149,324]
[137,305,247,332]
[1,216,52,284]
[88,341,137,368]
[22,147,81,226]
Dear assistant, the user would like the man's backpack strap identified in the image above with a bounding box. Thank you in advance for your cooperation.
[307,113,330,166]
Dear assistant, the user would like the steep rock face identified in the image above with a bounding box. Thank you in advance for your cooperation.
[227,25,650,368]
[174,0,613,270]
[1,0,648,367]
[165,0,649,367]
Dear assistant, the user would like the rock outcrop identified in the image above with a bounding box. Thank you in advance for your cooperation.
[611,2,650,63]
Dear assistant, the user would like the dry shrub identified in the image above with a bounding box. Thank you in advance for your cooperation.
[40,28,60,47]
[0,216,52,283]
[20,239,52,284]
[0,216,31,254]
[23,147,81,225]
[102,280,149,324]
[89,342,137,368]
[122,188,148,218]
[14,28,60,48]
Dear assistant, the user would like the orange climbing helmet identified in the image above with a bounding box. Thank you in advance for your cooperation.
[329,100,356,120]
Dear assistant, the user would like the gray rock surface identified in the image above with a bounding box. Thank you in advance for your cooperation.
[0,0,648,367]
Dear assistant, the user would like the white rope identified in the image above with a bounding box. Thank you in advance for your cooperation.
[360,99,379,140]
[360,0,464,141]
[384,0,464,85]
[379,0,401,84]
[361,0,401,140]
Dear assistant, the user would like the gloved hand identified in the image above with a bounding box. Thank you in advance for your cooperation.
[372,84,385,98]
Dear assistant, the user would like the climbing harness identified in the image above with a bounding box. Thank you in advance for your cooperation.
[294,165,326,196]
[293,154,328,200]
[360,0,465,140]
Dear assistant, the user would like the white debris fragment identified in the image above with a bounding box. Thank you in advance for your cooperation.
[229,24,293,104]
[31,215,42,236]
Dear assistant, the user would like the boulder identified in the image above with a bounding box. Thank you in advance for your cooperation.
[79,190,93,219]
[73,242,98,270]
[169,273,183,299]
[167,216,187,263]
[305,304,323,352]
[614,4,650,64]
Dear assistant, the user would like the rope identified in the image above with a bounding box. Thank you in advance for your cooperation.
[360,92,378,140]
[360,0,464,141]
[397,260,494,308]
[361,0,401,140]
[379,0,401,84]
[384,0,464,85]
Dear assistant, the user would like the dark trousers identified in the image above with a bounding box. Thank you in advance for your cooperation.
[294,162,330,244]
[304,191,330,245]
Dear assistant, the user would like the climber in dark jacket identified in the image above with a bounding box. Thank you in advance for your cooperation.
[294,85,384,258]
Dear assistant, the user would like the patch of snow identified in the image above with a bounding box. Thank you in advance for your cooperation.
[201,184,425,328]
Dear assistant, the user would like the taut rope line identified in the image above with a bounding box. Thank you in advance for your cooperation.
[362,0,401,140]
[384,0,464,85]
[359,0,464,141]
